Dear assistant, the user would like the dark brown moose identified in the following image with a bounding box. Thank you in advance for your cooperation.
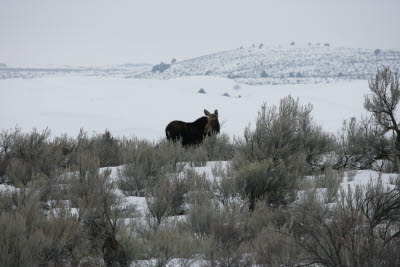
[165,109,220,146]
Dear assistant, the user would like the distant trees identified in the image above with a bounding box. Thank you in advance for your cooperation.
[152,62,171,73]
[260,71,269,78]
[373,49,381,56]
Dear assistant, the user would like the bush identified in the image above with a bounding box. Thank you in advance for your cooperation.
[235,96,333,170]
[291,177,400,266]
[152,62,171,73]
[0,187,82,266]
[364,67,400,164]
[146,175,189,228]
[233,84,241,90]
[0,128,122,187]
[6,158,31,186]
[251,226,299,266]
[314,167,343,203]
[142,223,197,267]
[187,200,218,239]
[0,128,20,179]
[185,168,213,207]
[3,128,52,186]
[201,133,235,161]
[119,139,182,189]
[117,139,163,196]
[75,129,122,168]
[235,159,302,210]
[70,151,134,266]
[200,204,253,266]
[93,129,121,167]
[211,164,237,208]
[185,145,208,167]
[335,116,393,171]
[260,70,269,78]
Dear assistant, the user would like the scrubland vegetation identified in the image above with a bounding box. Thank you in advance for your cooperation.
[1,68,400,266]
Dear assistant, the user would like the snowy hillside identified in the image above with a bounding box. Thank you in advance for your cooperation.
[2,45,399,85]
[137,45,400,85]
[0,63,152,80]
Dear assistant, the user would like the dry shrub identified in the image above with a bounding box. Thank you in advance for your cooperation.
[314,167,344,203]
[291,177,400,266]
[0,187,82,267]
[142,223,197,267]
[235,159,302,211]
[70,151,135,266]
[235,96,333,170]
[201,133,235,161]
[251,227,299,266]
[200,204,253,267]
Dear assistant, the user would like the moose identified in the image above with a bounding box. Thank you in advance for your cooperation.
[166,109,220,146]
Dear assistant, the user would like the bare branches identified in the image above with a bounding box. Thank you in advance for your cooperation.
[365,67,400,135]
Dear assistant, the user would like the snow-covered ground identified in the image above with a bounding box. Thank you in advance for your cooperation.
[1,75,370,140]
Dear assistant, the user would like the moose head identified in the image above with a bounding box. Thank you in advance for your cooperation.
[204,109,220,136]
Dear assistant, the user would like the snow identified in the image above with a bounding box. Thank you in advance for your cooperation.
[192,161,230,181]
[99,166,121,181]
[131,258,205,267]
[0,184,19,193]
[114,162,228,217]
[0,75,371,141]
[341,170,397,191]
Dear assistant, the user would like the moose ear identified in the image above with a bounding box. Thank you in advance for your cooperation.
[214,109,218,117]
[204,109,211,116]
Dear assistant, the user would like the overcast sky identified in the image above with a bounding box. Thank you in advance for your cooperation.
[1,0,399,66]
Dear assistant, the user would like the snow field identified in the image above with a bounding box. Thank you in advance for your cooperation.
[1,76,371,141]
